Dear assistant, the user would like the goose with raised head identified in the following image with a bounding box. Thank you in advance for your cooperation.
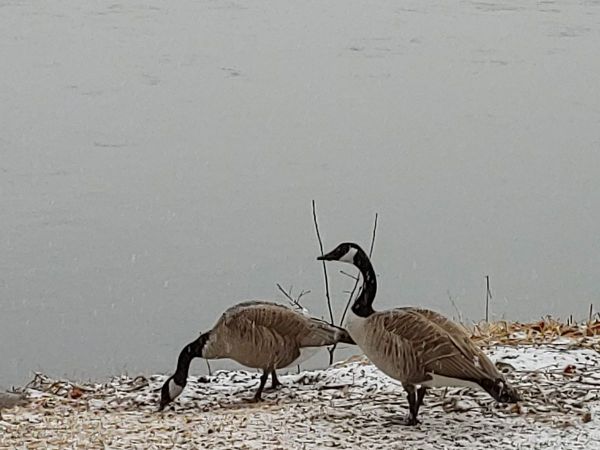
[159,300,355,410]
[318,242,520,425]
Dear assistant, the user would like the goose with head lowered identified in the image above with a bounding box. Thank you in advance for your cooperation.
[318,242,520,425]
[159,300,355,411]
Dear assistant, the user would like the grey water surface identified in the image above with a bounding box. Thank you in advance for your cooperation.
[1,0,600,386]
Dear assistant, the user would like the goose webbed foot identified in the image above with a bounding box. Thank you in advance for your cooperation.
[244,394,263,403]
[384,413,420,427]
[402,413,420,426]
[267,370,282,390]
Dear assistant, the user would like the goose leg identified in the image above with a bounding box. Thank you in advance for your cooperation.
[270,370,281,389]
[250,371,270,402]
[403,385,420,426]
[414,387,427,417]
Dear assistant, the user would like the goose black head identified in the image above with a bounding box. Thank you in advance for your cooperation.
[159,375,184,411]
[158,332,210,412]
[317,242,365,264]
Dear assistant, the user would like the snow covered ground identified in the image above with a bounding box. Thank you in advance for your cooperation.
[2,340,599,449]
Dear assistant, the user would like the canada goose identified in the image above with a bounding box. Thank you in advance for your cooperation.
[159,300,355,410]
[0,391,28,420]
[318,242,520,425]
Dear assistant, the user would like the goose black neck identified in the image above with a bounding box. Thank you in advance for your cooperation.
[352,249,377,318]
[173,333,208,386]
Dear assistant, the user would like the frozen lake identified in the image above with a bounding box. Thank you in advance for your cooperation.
[1,0,599,386]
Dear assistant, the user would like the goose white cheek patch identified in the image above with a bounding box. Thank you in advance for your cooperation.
[339,248,357,263]
[168,379,184,399]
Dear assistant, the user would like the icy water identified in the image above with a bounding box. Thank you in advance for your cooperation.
[1,0,600,386]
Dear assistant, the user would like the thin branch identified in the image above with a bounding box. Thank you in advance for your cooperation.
[447,290,464,324]
[485,275,492,322]
[277,283,296,304]
[312,200,334,325]
[297,289,311,304]
[367,213,379,258]
[340,270,359,281]
[339,277,360,328]
[276,283,310,307]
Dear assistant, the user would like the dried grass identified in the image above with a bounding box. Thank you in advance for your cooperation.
[470,317,600,350]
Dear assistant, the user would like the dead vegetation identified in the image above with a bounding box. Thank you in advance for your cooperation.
[471,316,600,350]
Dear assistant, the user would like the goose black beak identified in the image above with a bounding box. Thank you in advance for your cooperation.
[158,385,172,412]
[317,252,334,261]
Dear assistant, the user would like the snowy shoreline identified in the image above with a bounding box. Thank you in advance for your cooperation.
[2,337,600,449]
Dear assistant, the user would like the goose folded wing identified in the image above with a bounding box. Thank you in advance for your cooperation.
[410,308,501,377]
[409,307,472,337]
[379,309,491,382]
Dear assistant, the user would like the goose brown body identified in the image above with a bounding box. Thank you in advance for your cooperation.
[159,300,354,410]
[203,301,353,369]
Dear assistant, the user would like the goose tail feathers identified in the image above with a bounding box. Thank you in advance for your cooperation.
[303,318,356,346]
[336,328,356,345]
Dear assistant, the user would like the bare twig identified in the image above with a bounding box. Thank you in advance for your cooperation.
[367,213,379,257]
[339,277,361,328]
[447,290,464,324]
[277,283,296,303]
[312,200,334,325]
[297,290,310,304]
[340,270,359,281]
[312,200,338,366]
[276,283,310,307]
[485,275,492,322]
